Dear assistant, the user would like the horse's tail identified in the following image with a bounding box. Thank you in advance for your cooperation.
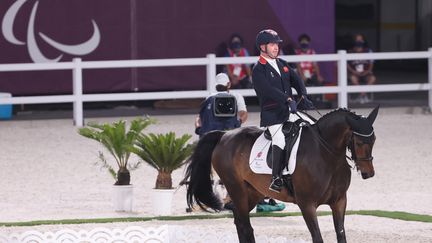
[184,130,225,211]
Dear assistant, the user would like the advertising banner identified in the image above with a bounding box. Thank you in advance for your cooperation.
[0,0,334,96]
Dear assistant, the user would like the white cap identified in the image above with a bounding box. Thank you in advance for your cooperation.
[215,73,230,86]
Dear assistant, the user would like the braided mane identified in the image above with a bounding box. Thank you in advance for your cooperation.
[313,108,362,128]
[318,108,358,122]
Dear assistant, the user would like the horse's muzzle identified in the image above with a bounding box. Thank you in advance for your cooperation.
[361,171,375,179]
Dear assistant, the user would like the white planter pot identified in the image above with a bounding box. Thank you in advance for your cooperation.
[152,189,176,216]
[112,185,133,212]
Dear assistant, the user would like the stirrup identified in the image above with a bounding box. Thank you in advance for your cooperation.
[269,177,283,193]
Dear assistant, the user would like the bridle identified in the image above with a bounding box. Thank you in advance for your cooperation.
[347,130,375,162]
[294,111,375,168]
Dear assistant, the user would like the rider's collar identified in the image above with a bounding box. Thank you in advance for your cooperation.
[259,55,278,64]
[259,55,267,64]
[262,55,277,64]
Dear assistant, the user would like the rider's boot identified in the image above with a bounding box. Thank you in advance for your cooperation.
[269,145,285,193]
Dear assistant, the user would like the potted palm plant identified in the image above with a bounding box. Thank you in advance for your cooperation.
[132,132,194,215]
[78,117,155,212]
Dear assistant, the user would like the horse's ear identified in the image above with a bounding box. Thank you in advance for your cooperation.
[345,115,359,131]
[367,105,380,124]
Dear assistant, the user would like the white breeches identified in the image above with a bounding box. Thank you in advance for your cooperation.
[267,124,285,149]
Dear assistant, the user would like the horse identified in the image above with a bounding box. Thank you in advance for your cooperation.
[184,106,379,243]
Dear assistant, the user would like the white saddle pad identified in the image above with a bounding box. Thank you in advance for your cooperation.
[249,112,314,175]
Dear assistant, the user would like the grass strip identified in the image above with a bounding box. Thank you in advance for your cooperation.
[347,210,432,223]
[0,210,430,227]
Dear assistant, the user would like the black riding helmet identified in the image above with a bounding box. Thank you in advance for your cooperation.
[256,29,283,51]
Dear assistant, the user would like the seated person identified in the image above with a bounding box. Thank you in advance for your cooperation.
[295,34,324,102]
[348,34,376,104]
[295,34,324,87]
[225,33,252,89]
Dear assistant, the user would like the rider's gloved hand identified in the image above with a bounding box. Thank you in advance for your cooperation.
[195,127,201,135]
[287,99,297,113]
[302,95,314,109]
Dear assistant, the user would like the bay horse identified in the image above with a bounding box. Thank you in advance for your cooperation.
[184,107,379,243]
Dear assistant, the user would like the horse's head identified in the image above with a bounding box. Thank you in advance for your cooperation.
[346,106,379,179]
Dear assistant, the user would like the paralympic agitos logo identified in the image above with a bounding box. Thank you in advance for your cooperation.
[2,0,100,63]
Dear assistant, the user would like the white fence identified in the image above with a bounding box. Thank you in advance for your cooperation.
[0,49,431,127]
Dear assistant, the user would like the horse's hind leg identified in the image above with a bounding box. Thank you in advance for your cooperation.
[228,182,262,243]
[330,194,347,243]
[232,208,254,243]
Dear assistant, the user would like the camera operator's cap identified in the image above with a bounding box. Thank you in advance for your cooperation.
[215,73,230,86]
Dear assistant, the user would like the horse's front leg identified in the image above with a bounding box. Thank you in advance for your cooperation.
[330,194,348,243]
[298,203,323,243]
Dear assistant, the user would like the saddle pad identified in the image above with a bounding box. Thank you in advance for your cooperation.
[248,111,314,175]
[249,128,303,175]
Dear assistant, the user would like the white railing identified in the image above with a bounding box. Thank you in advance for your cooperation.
[0,48,431,127]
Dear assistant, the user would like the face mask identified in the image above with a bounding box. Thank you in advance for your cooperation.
[300,43,309,49]
[230,42,241,50]
[355,41,365,48]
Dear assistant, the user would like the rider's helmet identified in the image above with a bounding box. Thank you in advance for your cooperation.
[255,29,283,51]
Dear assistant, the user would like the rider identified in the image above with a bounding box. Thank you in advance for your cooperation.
[252,29,313,193]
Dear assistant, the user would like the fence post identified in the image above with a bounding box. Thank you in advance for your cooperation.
[72,58,84,127]
[429,47,432,111]
[206,54,216,94]
[337,50,348,108]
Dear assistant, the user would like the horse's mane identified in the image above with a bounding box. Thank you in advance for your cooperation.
[317,108,359,124]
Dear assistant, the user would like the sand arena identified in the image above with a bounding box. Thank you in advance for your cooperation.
[0,107,431,242]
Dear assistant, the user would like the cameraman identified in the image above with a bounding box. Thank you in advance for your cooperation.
[195,73,247,137]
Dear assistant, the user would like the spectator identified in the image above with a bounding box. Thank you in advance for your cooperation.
[195,73,247,137]
[348,34,376,104]
[295,34,324,86]
[215,42,228,74]
[225,33,252,89]
[295,34,324,102]
[281,42,297,69]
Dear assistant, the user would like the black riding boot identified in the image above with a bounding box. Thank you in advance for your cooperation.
[269,145,284,193]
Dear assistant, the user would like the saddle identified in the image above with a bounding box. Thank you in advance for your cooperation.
[248,112,314,195]
[264,119,303,170]
[264,119,303,195]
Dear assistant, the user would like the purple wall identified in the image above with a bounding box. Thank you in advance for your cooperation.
[0,0,132,95]
[0,0,335,96]
[268,0,335,81]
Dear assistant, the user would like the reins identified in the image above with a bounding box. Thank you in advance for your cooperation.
[293,99,342,159]
[250,99,372,168]
[294,105,368,169]
[293,112,343,158]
